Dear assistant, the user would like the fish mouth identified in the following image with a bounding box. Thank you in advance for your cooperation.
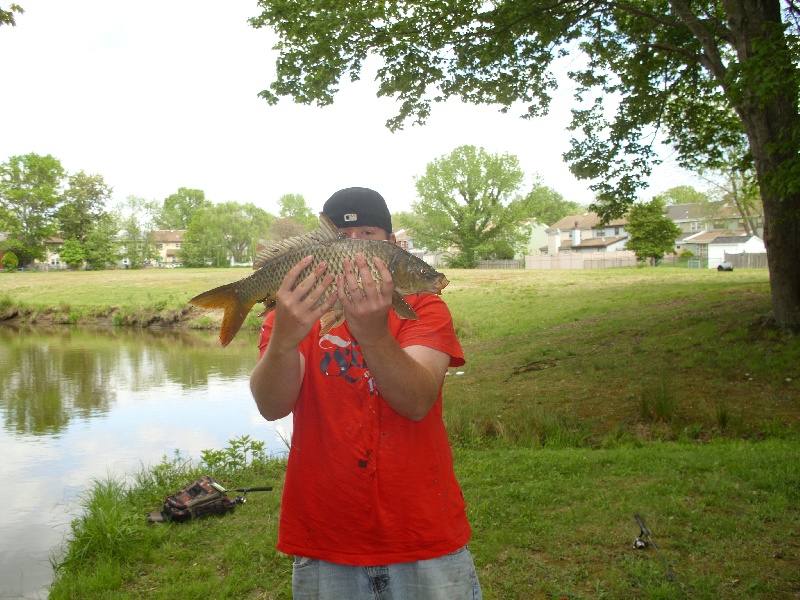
[434,276,449,294]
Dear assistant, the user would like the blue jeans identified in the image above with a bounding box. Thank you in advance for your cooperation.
[292,545,482,600]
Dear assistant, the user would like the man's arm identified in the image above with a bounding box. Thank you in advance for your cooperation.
[250,256,337,421]
[337,255,450,422]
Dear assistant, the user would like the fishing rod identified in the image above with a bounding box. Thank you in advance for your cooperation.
[209,481,273,504]
[633,513,687,598]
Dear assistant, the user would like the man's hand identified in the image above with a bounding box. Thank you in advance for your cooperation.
[336,253,447,422]
[337,254,394,346]
[270,255,337,350]
[251,255,338,421]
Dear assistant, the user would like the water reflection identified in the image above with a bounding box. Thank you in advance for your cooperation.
[0,325,256,435]
[0,324,289,599]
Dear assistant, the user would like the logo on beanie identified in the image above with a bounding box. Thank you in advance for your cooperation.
[344,213,358,222]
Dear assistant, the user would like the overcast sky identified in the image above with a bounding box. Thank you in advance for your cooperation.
[0,0,700,217]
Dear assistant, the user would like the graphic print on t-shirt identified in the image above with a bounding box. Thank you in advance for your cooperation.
[317,333,379,394]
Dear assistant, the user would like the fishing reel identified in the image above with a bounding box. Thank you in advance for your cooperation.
[231,486,273,505]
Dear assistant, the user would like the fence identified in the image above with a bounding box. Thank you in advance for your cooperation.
[525,250,638,270]
[724,252,768,269]
[477,259,524,269]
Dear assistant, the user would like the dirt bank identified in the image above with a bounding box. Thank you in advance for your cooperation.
[0,304,220,330]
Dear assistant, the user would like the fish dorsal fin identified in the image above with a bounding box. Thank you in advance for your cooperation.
[253,213,344,269]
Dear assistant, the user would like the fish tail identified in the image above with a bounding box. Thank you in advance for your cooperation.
[189,283,255,347]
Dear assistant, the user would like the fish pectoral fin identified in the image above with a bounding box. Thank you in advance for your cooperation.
[257,297,276,318]
[319,307,345,335]
[391,291,418,320]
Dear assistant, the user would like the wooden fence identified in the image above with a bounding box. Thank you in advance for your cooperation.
[724,252,768,268]
[525,251,638,270]
[477,259,524,269]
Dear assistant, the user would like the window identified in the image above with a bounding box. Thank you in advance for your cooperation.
[690,221,701,231]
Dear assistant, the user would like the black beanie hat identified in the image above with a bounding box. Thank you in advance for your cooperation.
[322,187,392,233]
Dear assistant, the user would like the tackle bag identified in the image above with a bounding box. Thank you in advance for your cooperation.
[147,475,236,523]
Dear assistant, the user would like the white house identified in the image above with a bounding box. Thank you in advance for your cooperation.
[707,234,766,269]
[545,213,628,254]
[516,219,549,258]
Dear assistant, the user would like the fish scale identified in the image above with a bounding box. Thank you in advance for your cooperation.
[189,215,449,347]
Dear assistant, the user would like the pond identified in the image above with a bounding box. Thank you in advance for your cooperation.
[0,324,290,599]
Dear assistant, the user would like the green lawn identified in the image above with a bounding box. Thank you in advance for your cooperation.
[3,266,797,598]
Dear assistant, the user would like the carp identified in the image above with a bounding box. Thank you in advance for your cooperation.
[188,214,449,346]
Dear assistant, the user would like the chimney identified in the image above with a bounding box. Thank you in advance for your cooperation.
[571,226,581,247]
[548,229,561,255]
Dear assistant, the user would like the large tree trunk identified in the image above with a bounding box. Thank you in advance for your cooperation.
[726,0,800,329]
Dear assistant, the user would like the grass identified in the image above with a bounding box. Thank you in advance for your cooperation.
[47,438,800,599]
[2,266,798,598]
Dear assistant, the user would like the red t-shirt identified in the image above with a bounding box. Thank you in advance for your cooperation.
[258,294,470,565]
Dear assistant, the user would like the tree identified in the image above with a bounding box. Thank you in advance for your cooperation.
[57,171,112,243]
[653,186,709,206]
[249,0,800,328]
[278,193,317,230]
[268,217,309,241]
[59,238,85,269]
[181,202,275,267]
[0,153,65,266]
[698,145,764,236]
[156,188,211,230]
[83,213,121,270]
[626,198,683,265]
[115,196,160,269]
[0,3,23,27]
[518,179,584,226]
[412,145,527,268]
[1,251,18,270]
[392,211,417,233]
[718,172,762,237]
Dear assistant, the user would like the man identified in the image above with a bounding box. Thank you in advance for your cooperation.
[250,187,481,599]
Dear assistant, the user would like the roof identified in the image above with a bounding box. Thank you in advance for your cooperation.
[664,202,743,221]
[547,212,628,232]
[574,235,628,249]
[152,230,187,243]
[709,234,760,245]
[559,235,628,250]
[681,230,740,244]
[393,229,411,243]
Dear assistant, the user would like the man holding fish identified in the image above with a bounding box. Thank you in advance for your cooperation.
[249,187,481,599]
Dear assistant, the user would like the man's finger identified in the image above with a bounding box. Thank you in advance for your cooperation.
[280,255,314,292]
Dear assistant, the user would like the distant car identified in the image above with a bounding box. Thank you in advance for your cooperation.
[717,262,734,271]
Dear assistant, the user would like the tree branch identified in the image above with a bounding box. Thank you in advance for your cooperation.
[668,0,729,83]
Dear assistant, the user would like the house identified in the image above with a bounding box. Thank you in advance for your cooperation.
[152,230,187,266]
[674,230,727,260]
[393,228,454,268]
[42,237,66,270]
[545,213,629,255]
[393,229,413,252]
[707,234,766,269]
[516,219,549,258]
[665,202,763,237]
